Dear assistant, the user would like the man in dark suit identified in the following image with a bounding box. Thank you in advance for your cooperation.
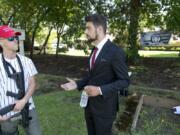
[61,14,129,135]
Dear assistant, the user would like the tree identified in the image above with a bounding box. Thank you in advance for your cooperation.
[162,0,180,35]
[0,0,179,61]
[38,26,53,55]
[127,0,141,61]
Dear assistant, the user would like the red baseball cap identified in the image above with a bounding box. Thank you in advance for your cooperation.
[0,25,21,38]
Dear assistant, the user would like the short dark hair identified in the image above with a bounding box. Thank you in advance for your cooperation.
[85,14,107,34]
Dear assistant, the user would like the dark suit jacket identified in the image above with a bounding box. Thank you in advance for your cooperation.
[77,40,130,117]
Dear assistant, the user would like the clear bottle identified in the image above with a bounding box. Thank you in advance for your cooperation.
[80,91,88,108]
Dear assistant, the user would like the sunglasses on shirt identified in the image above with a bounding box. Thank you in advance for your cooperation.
[7,36,19,42]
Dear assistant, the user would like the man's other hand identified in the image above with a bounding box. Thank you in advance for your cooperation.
[61,77,77,91]
[13,99,26,112]
[84,86,101,97]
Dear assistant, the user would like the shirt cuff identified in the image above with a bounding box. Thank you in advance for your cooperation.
[98,87,102,95]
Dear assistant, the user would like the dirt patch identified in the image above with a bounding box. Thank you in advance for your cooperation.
[130,57,180,91]
[33,54,88,78]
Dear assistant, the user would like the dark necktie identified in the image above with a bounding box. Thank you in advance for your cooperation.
[91,47,98,69]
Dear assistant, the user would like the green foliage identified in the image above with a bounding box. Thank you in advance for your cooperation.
[0,0,179,59]
[163,0,180,34]
[108,0,130,46]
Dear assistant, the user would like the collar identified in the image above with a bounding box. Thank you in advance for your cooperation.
[95,36,108,51]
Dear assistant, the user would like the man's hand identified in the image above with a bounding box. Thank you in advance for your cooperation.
[0,115,10,121]
[13,99,26,112]
[61,78,77,91]
[84,85,101,97]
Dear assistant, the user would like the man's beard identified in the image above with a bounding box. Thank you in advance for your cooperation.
[86,31,98,43]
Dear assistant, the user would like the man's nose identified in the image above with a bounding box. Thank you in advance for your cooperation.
[13,39,19,44]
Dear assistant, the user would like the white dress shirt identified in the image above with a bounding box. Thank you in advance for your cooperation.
[89,36,109,95]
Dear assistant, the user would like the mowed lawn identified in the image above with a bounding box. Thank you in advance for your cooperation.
[20,91,87,135]
[138,50,180,57]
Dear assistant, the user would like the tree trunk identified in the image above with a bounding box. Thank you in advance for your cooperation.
[29,9,50,58]
[128,0,141,62]
[30,24,39,59]
[55,25,64,58]
[38,27,53,55]
[55,31,61,58]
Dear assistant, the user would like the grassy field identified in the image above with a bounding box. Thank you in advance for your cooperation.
[138,50,179,57]
[35,91,87,135]
[19,74,180,135]
[20,91,86,135]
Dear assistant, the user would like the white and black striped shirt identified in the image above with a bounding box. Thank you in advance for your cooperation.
[0,53,38,117]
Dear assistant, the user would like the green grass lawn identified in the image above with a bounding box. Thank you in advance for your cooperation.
[138,50,180,57]
[35,91,87,135]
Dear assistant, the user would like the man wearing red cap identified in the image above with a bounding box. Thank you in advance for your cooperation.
[0,25,41,135]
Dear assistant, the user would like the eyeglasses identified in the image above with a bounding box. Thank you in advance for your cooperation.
[7,36,19,42]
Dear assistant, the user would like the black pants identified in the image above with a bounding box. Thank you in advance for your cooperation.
[85,111,115,135]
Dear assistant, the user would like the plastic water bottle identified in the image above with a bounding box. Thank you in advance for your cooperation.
[80,91,88,108]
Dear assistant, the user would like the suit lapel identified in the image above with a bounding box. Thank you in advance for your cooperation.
[92,40,110,71]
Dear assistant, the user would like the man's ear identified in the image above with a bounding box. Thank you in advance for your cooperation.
[97,26,104,34]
